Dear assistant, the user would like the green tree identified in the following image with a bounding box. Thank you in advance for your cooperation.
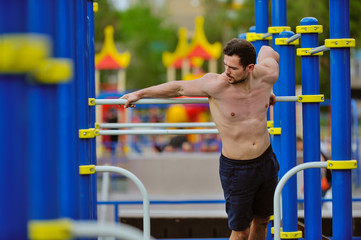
[95,1,178,90]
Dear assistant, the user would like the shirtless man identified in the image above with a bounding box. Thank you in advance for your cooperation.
[121,38,280,240]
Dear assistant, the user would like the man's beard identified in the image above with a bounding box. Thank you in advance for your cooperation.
[230,77,247,84]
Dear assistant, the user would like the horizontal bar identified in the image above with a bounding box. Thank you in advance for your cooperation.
[286,33,301,43]
[95,98,209,105]
[309,45,330,54]
[99,128,275,135]
[99,129,219,135]
[262,33,272,39]
[297,198,361,203]
[98,198,361,205]
[277,96,298,102]
[72,221,146,239]
[97,200,226,205]
[99,122,217,129]
[94,96,298,105]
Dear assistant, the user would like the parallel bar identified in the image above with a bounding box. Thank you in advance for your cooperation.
[98,200,226,205]
[286,33,301,43]
[95,166,150,240]
[99,128,276,135]
[99,129,219,135]
[274,161,328,240]
[308,45,330,54]
[94,96,298,105]
[95,98,208,105]
[99,122,216,128]
[72,221,146,239]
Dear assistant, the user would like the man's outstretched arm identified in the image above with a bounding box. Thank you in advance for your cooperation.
[120,73,213,108]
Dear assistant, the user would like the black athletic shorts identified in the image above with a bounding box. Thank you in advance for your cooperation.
[219,145,279,231]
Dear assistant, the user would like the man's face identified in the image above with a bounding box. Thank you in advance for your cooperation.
[223,55,254,84]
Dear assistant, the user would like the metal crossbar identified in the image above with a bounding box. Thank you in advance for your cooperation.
[94,96,298,105]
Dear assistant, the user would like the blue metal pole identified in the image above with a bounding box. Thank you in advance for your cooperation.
[87,0,98,219]
[254,0,269,53]
[278,30,298,235]
[300,17,322,240]
[0,2,29,239]
[269,2,287,238]
[26,0,60,221]
[270,0,287,181]
[56,0,80,219]
[76,0,95,220]
[271,0,286,27]
[329,0,352,238]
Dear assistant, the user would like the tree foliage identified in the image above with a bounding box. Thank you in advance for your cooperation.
[95,1,178,90]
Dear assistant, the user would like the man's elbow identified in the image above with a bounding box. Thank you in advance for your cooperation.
[274,51,280,63]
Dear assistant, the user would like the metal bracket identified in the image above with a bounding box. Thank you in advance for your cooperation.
[246,33,271,42]
[89,98,96,106]
[0,34,73,84]
[297,48,323,56]
[28,219,73,240]
[269,128,281,135]
[0,34,50,73]
[298,94,324,103]
[246,33,260,42]
[32,58,73,84]
[93,2,98,12]
[296,25,323,34]
[275,38,299,46]
[281,230,303,239]
[327,160,357,170]
[267,121,274,128]
[268,26,291,34]
[79,128,99,138]
[94,123,100,129]
[324,38,356,48]
[79,165,96,175]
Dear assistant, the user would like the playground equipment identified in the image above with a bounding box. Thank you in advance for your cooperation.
[0,0,358,239]
[162,16,222,81]
[95,25,131,94]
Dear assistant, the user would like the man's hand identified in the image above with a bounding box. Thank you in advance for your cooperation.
[120,92,139,108]
[269,93,276,106]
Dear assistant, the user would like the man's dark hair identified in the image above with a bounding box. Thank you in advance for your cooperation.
[223,38,256,68]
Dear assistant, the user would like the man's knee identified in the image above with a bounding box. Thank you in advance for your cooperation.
[230,228,250,240]
[253,215,270,228]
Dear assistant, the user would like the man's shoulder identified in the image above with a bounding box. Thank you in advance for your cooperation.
[202,72,221,80]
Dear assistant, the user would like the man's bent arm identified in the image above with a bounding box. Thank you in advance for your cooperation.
[257,46,280,64]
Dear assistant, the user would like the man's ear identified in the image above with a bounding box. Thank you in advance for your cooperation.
[247,64,255,72]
